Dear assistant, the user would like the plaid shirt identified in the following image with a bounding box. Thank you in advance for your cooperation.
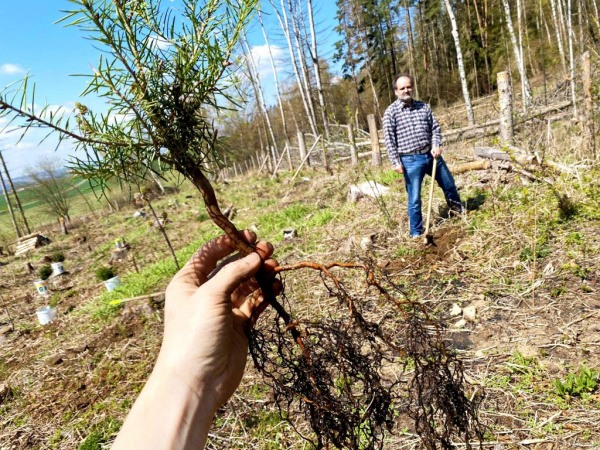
[382,100,442,167]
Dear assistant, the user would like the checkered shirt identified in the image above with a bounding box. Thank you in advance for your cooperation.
[382,99,442,168]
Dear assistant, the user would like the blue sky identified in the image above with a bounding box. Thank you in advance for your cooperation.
[0,0,341,178]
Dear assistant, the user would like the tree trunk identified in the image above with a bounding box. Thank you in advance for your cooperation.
[582,51,596,157]
[269,0,318,136]
[567,0,578,117]
[306,0,330,141]
[550,0,568,74]
[501,0,533,110]
[498,71,515,146]
[288,0,319,136]
[242,36,281,159]
[258,11,292,155]
[0,150,30,235]
[0,168,21,239]
[443,0,476,125]
[367,114,382,167]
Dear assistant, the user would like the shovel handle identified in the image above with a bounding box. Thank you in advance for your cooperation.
[423,157,438,236]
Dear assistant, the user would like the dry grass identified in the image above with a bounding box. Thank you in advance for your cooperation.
[1,100,600,449]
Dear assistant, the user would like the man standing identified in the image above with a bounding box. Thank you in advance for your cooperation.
[383,75,462,238]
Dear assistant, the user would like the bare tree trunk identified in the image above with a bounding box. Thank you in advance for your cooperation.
[0,169,21,238]
[287,0,319,136]
[583,51,596,158]
[306,0,330,140]
[498,71,515,146]
[0,150,30,234]
[242,35,281,158]
[567,0,578,117]
[443,0,476,125]
[348,124,358,168]
[258,11,292,152]
[269,0,318,136]
[404,0,419,99]
[502,0,533,110]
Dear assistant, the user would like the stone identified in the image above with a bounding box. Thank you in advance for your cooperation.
[360,236,373,250]
[283,228,298,239]
[46,354,64,366]
[450,303,462,316]
[463,305,477,322]
[349,181,390,199]
[453,319,467,329]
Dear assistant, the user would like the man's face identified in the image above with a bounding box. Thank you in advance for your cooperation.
[395,77,413,103]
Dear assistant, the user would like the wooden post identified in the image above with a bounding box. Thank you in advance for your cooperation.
[583,51,596,159]
[298,131,309,167]
[286,142,293,171]
[348,123,358,167]
[367,114,382,166]
[233,163,238,178]
[321,136,331,173]
[497,71,514,146]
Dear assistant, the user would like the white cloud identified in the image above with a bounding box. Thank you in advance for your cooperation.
[149,34,171,51]
[248,44,285,79]
[0,63,26,75]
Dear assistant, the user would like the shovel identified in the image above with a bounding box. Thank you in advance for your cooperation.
[423,157,438,245]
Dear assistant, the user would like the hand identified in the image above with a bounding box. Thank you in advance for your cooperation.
[431,147,442,158]
[393,164,404,174]
[158,230,278,409]
[113,230,279,449]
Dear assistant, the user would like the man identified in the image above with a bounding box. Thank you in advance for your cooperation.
[383,75,462,238]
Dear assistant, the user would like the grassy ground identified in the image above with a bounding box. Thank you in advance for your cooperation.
[0,108,599,449]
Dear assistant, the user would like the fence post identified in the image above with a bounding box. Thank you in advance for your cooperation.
[298,131,309,167]
[348,123,358,167]
[367,114,382,166]
[583,51,596,159]
[321,136,331,173]
[497,71,514,146]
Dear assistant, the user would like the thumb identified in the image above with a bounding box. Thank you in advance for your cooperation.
[204,252,262,296]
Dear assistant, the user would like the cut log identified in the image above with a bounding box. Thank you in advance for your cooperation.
[451,160,492,174]
[473,147,536,166]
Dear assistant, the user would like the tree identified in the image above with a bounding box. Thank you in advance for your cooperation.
[0,1,482,447]
[25,157,72,225]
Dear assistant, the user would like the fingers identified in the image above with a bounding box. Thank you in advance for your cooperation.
[204,252,263,297]
[208,240,274,280]
[172,230,258,288]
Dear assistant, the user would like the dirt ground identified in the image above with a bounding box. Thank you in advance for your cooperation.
[0,156,599,449]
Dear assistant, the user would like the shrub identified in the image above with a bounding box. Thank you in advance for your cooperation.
[96,267,116,282]
[39,265,53,280]
[52,251,65,262]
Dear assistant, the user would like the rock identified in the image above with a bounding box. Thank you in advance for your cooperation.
[348,189,364,203]
[283,228,298,239]
[453,319,467,329]
[463,305,477,322]
[450,303,462,316]
[340,237,355,255]
[360,236,373,250]
[133,211,147,219]
[349,181,390,199]
[0,382,13,402]
[46,354,64,366]
[0,324,12,335]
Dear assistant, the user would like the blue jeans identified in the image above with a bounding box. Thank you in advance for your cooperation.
[400,153,462,237]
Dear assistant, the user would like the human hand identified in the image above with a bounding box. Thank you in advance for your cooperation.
[156,230,278,412]
[431,147,442,158]
[393,164,404,174]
